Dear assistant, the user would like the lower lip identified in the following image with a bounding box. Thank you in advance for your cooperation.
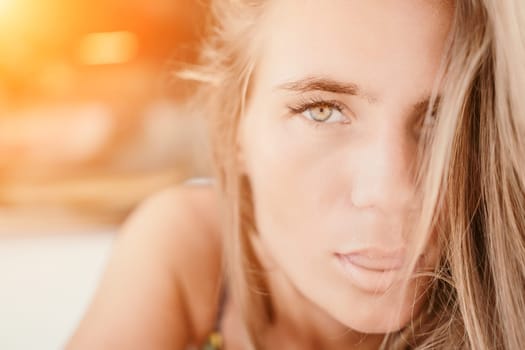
[334,254,404,294]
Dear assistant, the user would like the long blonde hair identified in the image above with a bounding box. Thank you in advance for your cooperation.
[179,0,525,348]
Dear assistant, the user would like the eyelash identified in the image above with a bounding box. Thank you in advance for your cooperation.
[286,96,350,126]
[286,97,438,132]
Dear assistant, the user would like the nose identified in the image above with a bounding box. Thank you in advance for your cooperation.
[349,123,417,213]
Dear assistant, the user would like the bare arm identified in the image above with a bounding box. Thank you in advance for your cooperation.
[66,185,222,349]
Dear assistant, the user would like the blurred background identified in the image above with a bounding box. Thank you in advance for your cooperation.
[0,1,210,348]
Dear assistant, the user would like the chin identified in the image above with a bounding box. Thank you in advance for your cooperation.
[349,317,408,334]
[329,293,421,334]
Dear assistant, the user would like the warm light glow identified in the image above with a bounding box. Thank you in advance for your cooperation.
[0,0,11,12]
[0,0,15,22]
[77,31,138,66]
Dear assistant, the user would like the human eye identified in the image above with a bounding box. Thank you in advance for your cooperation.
[286,97,351,125]
[424,107,438,126]
[418,106,439,134]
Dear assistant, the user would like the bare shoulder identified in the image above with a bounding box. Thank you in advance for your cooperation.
[67,183,223,349]
[122,183,224,338]
[122,183,222,272]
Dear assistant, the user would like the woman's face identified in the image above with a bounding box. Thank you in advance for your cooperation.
[239,0,453,333]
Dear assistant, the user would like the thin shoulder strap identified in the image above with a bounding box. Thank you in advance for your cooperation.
[214,283,228,331]
[202,284,227,350]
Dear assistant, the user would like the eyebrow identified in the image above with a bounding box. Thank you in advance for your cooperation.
[277,76,378,103]
[277,76,440,113]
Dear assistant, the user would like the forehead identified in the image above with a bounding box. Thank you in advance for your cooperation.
[254,0,453,103]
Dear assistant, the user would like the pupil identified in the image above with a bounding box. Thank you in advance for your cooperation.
[317,107,328,119]
[311,105,332,121]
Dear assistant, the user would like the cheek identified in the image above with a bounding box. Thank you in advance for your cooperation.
[240,113,337,245]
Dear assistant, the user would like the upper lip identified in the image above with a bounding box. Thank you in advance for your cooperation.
[335,248,406,271]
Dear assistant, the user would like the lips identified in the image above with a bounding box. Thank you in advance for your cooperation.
[336,250,405,271]
[333,249,412,293]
